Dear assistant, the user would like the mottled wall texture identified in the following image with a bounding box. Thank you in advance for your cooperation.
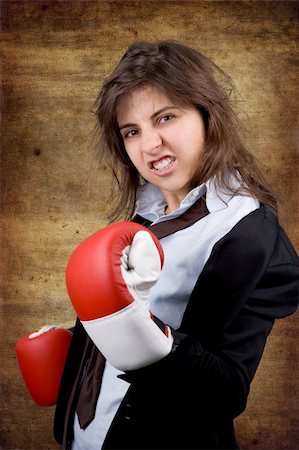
[1,1,298,449]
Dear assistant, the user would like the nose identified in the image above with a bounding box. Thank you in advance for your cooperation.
[140,128,163,155]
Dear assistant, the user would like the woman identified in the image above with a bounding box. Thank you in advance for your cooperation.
[54,41,299,449]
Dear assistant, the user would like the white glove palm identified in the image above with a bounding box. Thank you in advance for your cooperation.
[120,230,162,303]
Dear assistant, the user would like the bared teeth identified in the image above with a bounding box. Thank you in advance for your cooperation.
[152,157,174,171]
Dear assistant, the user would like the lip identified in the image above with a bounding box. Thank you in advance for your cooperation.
[148,156,177,176]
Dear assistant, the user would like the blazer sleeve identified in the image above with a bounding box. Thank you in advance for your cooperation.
[53,319,90,445]
[120,206,299,419]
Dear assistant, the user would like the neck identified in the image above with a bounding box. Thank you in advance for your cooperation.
[163,191,186,215]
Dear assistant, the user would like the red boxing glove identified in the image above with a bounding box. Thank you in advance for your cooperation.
[16,326,72,406]
[66,222,173,371]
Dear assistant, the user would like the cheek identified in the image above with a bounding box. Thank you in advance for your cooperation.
[190,130,205,158]
[125,148,142,169]
[124,144,134,161]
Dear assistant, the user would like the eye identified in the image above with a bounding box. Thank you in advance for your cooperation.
[159,114,174,124]
[124,129,139,139]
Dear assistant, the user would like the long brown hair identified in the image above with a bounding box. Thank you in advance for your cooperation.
[95,40,276,221]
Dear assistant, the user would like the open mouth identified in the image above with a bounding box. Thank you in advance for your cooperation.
[152,156,175,171]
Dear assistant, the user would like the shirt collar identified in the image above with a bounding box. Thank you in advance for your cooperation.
[134,174,243,222]
[205,176,241,212]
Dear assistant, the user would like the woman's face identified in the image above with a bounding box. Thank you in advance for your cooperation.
[117,86,205,210]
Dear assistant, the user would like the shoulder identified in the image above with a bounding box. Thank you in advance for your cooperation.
[203,205,299,291]
[219,205,298,265]
[212,206,278,263]
[191,206,298,321]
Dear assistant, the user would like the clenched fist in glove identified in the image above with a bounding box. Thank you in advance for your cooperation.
[16,326,72,406]
[66,222,173,371]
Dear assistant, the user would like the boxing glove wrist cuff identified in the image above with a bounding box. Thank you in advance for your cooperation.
[81,301,173,371]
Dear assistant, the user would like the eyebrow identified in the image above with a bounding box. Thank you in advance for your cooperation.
[118,106,178,130]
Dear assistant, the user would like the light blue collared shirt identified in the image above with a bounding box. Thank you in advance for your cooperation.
[137,178,259,329]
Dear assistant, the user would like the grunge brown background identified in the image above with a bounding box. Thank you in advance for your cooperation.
[1,1,298,449]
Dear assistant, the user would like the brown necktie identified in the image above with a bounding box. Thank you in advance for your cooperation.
[76,345,106,429]
[75,194,209,428]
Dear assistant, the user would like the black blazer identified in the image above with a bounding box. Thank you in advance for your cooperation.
[54,206,299,449]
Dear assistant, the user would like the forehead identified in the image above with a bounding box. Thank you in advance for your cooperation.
[116,86,174,121]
